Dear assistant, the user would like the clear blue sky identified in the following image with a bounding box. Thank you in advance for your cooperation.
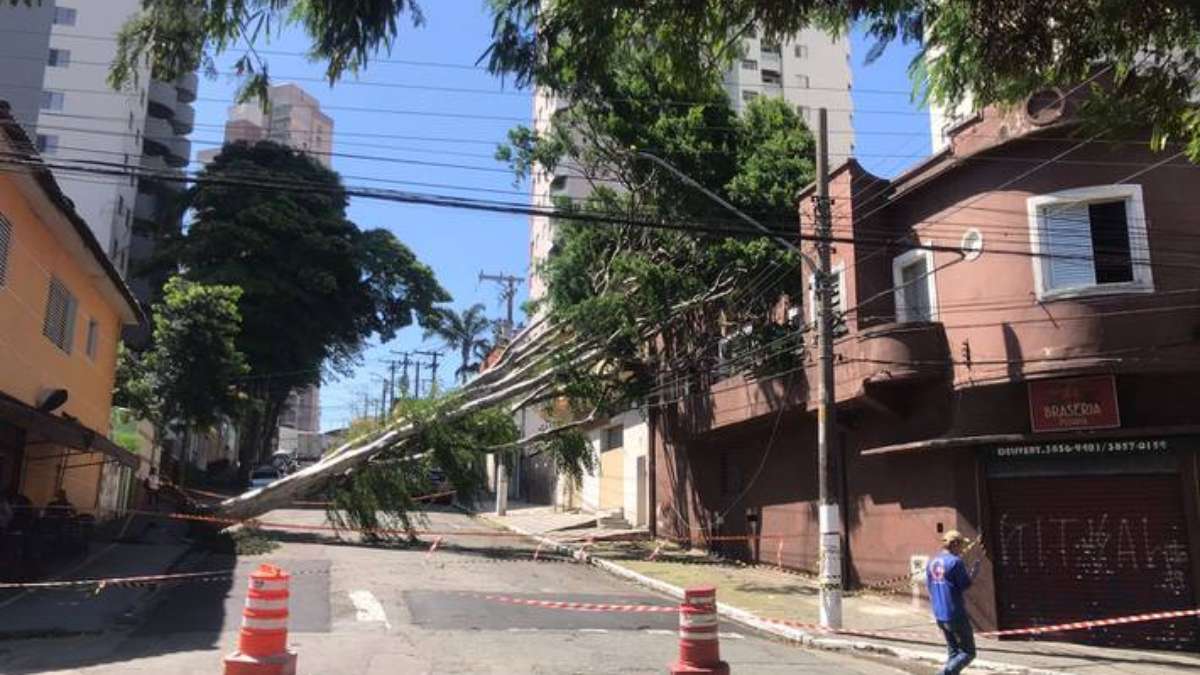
[189,7,930,432]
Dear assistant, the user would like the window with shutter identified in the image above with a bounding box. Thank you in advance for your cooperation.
[43,277,78,353]
[1027,185,1152,299]
[0,215,10,286]
[893,248,938,323]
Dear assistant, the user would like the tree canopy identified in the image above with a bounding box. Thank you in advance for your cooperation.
[175,140,448,468]
[485,0,1200,158]
[114,276,248,437]
[423,303,494,384]
[100,0,426,102]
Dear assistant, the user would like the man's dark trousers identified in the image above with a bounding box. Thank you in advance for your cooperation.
[935,615,976,675]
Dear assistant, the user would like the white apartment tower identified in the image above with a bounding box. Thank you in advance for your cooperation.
[200,83,334,436]
[523,29,855,523]
[0,1,195,314]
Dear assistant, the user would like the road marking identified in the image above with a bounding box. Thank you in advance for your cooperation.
[578,628,609,634]
[348,589,390,630]
[721,632,745,640]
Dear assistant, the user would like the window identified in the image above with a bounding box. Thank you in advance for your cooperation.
[48,48,71,67]
[85,318,99,360]
[741,90,759,103]
[762,42,781,55]
[1026,184,1152,299]
[604,426,623,451]
[892,248,938,323]
[53,6,76,25]
[808,262,848,335]
[43,277,78,353]
[0,215,11,286]
[794,44,809,59]
[761,70,782,85]
[40,90,65,111]
[795,74,810,89]
[549,175,567,191]
[35,134,58,154]
[741,59,758,70]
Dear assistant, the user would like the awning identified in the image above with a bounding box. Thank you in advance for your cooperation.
[860,424,1200,457]
[0,393,141,469]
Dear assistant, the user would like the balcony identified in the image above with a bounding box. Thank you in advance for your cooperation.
[171,102,194,135]
[139,153,168,176]
[852,321,950,387]
[148,80,178,113]
[760,51,782,72]
[133,193,158,223]
[175,72,198,103]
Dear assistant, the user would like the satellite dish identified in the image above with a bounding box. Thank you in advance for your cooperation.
[37,388,69,413]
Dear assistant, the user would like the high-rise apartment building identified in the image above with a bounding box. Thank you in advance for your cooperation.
[523,30,855,522]
[200,83,334,436]
[0,1,194,306]
[197,84,334,170]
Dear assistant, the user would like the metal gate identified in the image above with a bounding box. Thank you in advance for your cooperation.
[989,474,1199,650]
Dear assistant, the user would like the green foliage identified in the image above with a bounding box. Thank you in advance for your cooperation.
[494,32,812,414]
[487,1,1200,161]
[113,276,248,434]
[174,141,448,462]
[152,277,250,430]
[326,397,518,540]
[531,429,593,489]
[422,303,494,384]
[106,0,425,102]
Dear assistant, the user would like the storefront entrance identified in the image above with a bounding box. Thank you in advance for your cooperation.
[989,469,1198,650]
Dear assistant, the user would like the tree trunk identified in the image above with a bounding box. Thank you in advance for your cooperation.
[208,341,602,520]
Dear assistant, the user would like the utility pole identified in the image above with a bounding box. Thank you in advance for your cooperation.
[813,108,843,629]
[479,271,524,339]
[386,359,398,413]
[415,350,441,397]
[391,350,413,399]
[634,111,842,628]
[412,357,423,399]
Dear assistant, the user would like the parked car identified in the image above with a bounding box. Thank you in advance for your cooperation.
[249,466,281,489]
[427,468,454,505]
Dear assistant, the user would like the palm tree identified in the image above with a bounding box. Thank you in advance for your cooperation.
[423,304,493,384]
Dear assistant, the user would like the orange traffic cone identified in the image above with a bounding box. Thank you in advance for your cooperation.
[669,587,729,675]
[223,564,298,675]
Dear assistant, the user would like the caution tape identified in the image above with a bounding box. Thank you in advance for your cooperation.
[480,593,677,613]
[980,607,1200,638]
[0,569,234,590]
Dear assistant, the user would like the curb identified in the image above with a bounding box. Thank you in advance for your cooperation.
[0,518,202,641]
[474,512,1068,675]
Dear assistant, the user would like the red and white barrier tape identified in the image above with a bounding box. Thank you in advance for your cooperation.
[0,569,234,590]
[980,607,1200,637]
[481,594,677,613]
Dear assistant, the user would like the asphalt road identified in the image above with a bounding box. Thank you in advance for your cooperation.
[1,508,914,674]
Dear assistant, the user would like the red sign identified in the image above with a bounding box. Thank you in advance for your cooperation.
[1028,376,1120,433]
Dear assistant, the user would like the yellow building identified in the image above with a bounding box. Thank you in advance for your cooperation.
[0,102,143,513]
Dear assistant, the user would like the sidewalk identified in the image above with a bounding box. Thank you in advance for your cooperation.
[486,500,646,542]
[480,504,1200,674]
[0,513,195,639]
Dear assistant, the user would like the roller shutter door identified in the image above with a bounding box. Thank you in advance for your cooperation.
[989,474,1199,650]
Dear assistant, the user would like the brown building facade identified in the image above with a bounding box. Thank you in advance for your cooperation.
[655,99,1200,651]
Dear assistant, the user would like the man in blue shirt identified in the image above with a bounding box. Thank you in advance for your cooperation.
[926,530,981,675]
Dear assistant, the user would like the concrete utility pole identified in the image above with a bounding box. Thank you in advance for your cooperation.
[415,350,441,397]
[635,109,842,628]
[391,350,413,399]
[813,108,843,629]
[479,271,524,339]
